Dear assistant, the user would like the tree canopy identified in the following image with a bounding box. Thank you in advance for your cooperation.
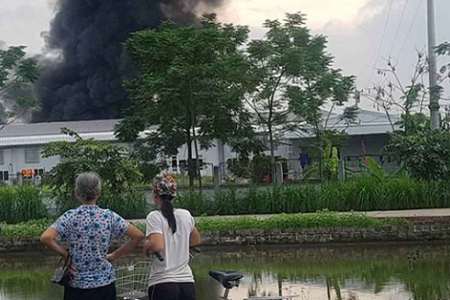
[0,45,39,127]
[42,129,144,215]
[244,13,356,182]
[117,14,258,188]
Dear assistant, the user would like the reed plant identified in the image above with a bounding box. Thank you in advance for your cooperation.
[0,186,47,224]
[177,177,450,216]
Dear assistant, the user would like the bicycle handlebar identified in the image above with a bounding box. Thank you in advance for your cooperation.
[190,246,201,254]
[153,247,200,262]
[153,253,164,262]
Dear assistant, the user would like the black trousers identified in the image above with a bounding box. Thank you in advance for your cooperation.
[148,282,196,300]
[64,282,116,300]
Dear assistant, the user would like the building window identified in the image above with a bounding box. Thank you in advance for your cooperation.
[0,151,3,165]
[171,156,178,172]
[25,148,40,164]
[178,159,204,170]
[0,171,8,181]
[179,160,187,171]
[197,155,204,170]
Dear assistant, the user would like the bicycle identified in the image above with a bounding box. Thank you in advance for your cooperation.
[209,270,296,300]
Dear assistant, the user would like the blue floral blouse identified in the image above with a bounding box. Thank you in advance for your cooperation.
[51,205,130,289]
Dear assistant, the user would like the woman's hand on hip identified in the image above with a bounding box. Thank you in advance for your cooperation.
[106,253,118,262]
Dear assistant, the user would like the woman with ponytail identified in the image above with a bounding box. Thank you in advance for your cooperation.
[144,174,201,300]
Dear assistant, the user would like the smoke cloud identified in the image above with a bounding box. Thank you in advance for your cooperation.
[33,0,224,122]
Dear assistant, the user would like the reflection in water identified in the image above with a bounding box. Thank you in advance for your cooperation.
[1,244,450,300]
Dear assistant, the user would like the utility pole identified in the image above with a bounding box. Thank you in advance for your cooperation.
[428,0,440,130]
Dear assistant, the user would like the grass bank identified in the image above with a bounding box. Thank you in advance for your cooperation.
[1,211,407,237]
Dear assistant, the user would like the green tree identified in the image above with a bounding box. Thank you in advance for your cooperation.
[118,14,255,190]
[42,129,145,216]
[389,128,450,181]
[0,45,39,128]
[244,13,317,183]
[256,13,356,181]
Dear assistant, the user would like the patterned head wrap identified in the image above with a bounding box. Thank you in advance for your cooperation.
[152,173,177,198]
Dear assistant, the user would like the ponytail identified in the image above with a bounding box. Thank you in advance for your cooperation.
[160,195,177,234]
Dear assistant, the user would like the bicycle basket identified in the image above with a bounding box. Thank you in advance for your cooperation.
[115,261,151,300]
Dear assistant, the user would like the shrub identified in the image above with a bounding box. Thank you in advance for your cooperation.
[0,186,47,224]
[389,129,450,181]
[194,211,407,231]
[1,218,54,236]
[1,212,407,236]
[42,128,145,215]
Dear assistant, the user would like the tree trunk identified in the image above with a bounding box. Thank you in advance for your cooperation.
[193,127,203,191]
[268,125,276,186]
[316,129,324,184]
[187,130,195,190]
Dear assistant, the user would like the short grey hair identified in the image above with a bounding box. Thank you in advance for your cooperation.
[75,172,102,202]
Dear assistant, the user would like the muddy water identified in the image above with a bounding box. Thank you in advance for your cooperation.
[1,243,449,300]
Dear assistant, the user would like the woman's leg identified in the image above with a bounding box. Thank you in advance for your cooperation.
[148,283,179,300]
[63,286,78,300]
[99,283,116,300]
[179,283,196,300]
[63,283,116,300]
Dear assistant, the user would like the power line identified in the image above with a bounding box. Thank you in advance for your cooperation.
[396,0,424,62]
[366,0,395,89]
[389,0,410,59]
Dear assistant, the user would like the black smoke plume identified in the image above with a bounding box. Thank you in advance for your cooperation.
[33,0,224,122]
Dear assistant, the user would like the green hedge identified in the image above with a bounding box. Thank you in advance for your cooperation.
[1,212,407,237]
[194,212,407,232]
[0,186,47,224]
[177,177,450,216]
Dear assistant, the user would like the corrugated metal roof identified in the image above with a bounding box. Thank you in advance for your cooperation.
[0,133,118,147]
[0,119,121,138]
[285,123,398,139]
[0,110,398,147]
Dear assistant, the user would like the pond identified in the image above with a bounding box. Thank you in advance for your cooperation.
[1,243,450,300]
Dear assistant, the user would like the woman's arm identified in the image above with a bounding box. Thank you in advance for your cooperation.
[107,225,144,262]
[143,233,164,257]
[40,227,69,259]
[190,228,201,246]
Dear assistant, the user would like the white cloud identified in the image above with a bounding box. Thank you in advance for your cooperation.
[0,0,54,54]
[220,0,373,29]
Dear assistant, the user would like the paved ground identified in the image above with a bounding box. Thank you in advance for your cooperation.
[129,208,450,224]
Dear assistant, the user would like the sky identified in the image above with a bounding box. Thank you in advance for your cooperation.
[1,0,450,111]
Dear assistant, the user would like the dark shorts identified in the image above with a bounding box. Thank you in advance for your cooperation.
[64,282,116,300]
[148,282,196,300]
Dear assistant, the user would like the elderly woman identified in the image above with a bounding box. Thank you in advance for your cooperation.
[41,172,144,300]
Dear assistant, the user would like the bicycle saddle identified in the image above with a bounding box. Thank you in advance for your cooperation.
[209,270,244,289]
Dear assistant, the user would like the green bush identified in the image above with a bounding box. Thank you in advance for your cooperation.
[1,218,54,236]
[0,186,47,224]
[177,177,450,216]
[41,128,144,215]
[195,212,407,232]
[1,212,407,236]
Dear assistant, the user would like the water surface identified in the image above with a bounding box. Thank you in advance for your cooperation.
[1,243,449,300]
